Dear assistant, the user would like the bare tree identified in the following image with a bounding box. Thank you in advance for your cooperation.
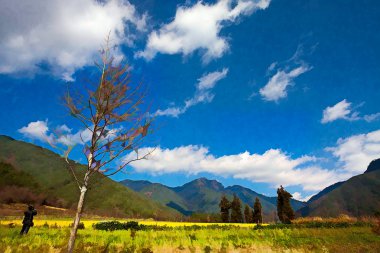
[52,41,153,253]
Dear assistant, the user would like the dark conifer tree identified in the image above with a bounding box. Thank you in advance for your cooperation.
[230,194,243,223]
[253,197,263,224]
[219,195,231,223]
[277,185,294,224]
[244,204,252,223]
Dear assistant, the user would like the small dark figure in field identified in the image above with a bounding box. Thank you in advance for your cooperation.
[20,205,37,235]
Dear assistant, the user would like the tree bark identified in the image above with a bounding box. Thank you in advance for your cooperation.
[67,179,88,253]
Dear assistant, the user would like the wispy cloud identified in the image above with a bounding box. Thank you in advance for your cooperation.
[321,99,380,123]
[321,99,359,123]
[259,65,311,102]
[363,113,380,122]
[154,68,228,117]
[136,0,271,63]
[258,46,312,102]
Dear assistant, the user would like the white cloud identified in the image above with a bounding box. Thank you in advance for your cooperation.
[321,99,379,124]
[125,145,343,192]
[154,68,228,117]
[0,0,146,80]
[327,129,380,174]
[18,120,92,146]
[321,99,359,123]
[136,0,270,62]
[259,65,311,102]
[55,128,93,146]
[292,192,313,202]
[18,120,124,147]
[18,120,53,143]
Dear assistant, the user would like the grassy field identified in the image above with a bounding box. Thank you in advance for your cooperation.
[1,218,379,253]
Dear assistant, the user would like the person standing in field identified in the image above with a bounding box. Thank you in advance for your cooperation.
[20,205,37,235]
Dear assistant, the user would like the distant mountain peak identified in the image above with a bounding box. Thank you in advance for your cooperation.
[365,158,380,173]
[191,177,224,191]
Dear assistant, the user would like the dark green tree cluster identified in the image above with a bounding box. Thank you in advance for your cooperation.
[244,204,252,223]
[252,197,263,224]
[219,195,231,223]
[219,194,263,224]
[277,185,295,224]
[219,194,244,223]
[230,194,243,223]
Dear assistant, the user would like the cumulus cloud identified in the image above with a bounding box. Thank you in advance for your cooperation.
[327,129,380,174]
[136,0,270,62]
[259,64,311,102]
[125,145,344,191]
[55,128,93,146]
[124,129,380,194]
[321,99,379,124]
[18,120,54,143]
[18,120,93,146]
[154,68,228,117]
[0,0,146,80]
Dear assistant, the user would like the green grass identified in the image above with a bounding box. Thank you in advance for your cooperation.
[1,225,379,253]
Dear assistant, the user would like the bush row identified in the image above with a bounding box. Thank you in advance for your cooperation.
[254,221,372,230]
[93,221,142,231]
[92,220,373,232]
[92,221,249,231]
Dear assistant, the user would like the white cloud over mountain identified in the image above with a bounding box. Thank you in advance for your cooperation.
[19,120,380,195]
[124,129,380,193]
[327,129,380,174]
[154,68,228,117]
[136,0,271,62]
[0,0,146,80]
[125,145,345,192]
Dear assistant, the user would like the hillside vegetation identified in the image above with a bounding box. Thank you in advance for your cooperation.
[0,135,181,220]
[299,158,380,217]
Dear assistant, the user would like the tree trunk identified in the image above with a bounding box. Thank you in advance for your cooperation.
[67,183,88,253]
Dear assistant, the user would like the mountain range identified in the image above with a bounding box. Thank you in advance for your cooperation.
[121,177,306,221]
[1,135,379,220]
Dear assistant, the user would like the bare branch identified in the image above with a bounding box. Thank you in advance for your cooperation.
[103,147,156,177]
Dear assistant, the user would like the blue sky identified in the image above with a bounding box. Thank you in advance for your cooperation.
[1,0,380,201]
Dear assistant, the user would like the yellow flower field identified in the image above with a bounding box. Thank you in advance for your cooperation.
[0,218,261,229]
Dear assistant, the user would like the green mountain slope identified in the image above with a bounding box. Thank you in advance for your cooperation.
[121,177,306,220]
[0,135,181,219]
[122,179,192,214]
[299,159,380,217]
